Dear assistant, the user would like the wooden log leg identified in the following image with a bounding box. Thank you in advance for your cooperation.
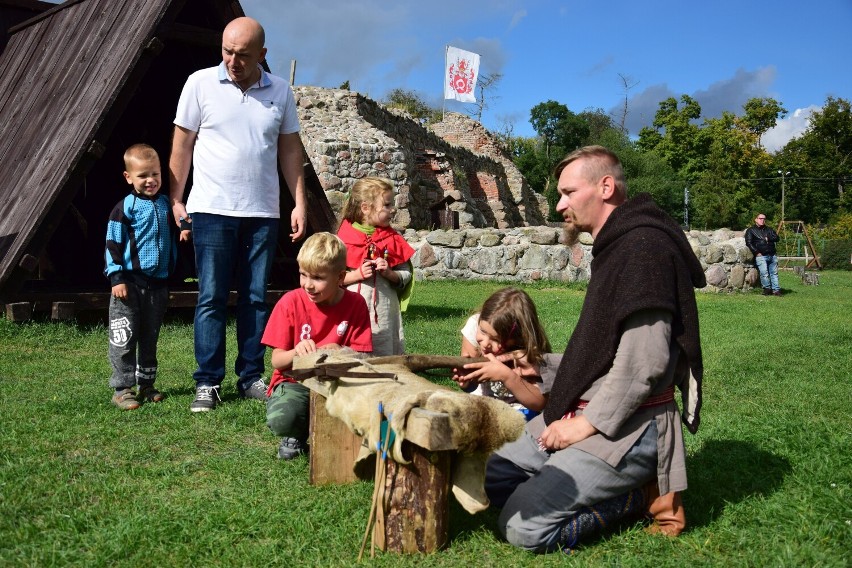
[51,301,76,321]
[5,302,32,322]
[308,390,362,485]
[375,442,451,554]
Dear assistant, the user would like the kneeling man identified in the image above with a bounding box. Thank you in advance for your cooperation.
[485,146,705,552]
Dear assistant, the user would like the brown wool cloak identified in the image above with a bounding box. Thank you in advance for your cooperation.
[543,193,706,434]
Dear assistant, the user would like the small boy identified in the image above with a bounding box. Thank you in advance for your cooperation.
[104,144,176,410]
[262,232,372,459]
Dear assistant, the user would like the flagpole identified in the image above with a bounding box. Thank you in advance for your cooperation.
[442,45,448,121]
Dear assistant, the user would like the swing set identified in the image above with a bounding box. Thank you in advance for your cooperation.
[775,221,823,270]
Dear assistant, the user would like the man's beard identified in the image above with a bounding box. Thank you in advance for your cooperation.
[562,221,580,246]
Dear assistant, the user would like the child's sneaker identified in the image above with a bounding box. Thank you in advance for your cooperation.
[112,388,140,410]
[277,437,305,460]
[138,385,165,403]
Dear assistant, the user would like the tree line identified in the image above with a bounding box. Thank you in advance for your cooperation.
[510,96,851,233]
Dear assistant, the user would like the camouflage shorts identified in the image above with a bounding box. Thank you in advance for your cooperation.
[266,381,310,441]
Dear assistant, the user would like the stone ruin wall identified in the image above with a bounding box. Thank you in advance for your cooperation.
[293,87,766,292]
[293,86,548,230]
[401,226,764,293]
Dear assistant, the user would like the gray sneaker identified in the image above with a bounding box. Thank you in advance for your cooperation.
[277,437,305,460]
[239,378,269,401]
[190,385,221,413]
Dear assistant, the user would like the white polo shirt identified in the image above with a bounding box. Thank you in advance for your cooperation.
[174,62,300,218]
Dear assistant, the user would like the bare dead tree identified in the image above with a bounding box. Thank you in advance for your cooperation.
[617,73,640,134]
[468,72,503,123]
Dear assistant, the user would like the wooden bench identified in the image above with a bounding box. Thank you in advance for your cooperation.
[304,378,457,554]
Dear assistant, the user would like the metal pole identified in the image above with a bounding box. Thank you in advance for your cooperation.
[778,170,790,224]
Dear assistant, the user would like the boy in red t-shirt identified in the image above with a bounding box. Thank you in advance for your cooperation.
[262,232,373,460]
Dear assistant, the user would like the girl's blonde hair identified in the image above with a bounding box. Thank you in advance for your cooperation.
[339,177,393,225]
[479,287,551,366]
[296,232,347,274]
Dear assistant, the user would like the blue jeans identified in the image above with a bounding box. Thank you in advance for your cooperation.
[191,213,278,390]
[755,254,779,291]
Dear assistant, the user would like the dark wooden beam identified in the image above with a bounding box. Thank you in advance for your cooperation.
[9,289,290,312]
[0,0,54,11]
[7,0,86,33]
[159,22,221,48]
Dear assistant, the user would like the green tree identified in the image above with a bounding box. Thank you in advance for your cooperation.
[775,97,852,223]
[529,100,570,159]
[740,97,787,148]
[800,96,851,205]
[578,108,616,145]
[637,95,704,178]
[511,137,550,192]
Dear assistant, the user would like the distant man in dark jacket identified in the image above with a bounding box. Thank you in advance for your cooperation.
[745,213,781,296]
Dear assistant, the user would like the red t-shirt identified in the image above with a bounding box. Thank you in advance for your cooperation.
[262,287,373,391]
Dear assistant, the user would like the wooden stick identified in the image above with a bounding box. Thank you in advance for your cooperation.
[358,403,384,562]
[366,354,489,371]
[372,411,394,558]
[365,352,522,372]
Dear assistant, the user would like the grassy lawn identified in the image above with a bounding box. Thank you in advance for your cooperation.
[1,271,850,567]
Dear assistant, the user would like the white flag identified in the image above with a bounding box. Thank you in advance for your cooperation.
[444,46,480,103]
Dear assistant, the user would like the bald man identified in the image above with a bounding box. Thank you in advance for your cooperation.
[170,17,307,412]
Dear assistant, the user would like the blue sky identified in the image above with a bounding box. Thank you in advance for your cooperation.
[240,0,850,153]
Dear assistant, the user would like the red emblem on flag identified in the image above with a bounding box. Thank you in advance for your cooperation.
[449,59,476,96]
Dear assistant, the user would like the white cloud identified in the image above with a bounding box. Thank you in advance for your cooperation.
[763,105,818,153]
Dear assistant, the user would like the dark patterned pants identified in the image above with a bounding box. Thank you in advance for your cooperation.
[108,283,168,390]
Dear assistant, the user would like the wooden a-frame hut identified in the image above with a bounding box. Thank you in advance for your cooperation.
[0,0,335,319]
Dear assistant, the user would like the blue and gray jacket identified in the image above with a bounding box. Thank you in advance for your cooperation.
[104,191,176,288]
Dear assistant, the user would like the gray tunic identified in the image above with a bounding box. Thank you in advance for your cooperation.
[528,308,688,495]
[346,263,412,356]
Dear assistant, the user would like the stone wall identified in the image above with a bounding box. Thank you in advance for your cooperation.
[401,226,761,292]
[292,87,762,292]
[293,86,547,230]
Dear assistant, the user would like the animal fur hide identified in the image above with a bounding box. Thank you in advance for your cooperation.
[295,349,526,513]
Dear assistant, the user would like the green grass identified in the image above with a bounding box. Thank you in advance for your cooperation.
[1,272,850,567]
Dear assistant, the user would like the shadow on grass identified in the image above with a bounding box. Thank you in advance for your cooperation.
[404,303,470,322]
[685,439,791,528]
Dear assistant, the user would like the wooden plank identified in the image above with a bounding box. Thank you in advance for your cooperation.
[0,1,104,272]
[4,301,32,322]
[308,390,362,485]
[50,301,75,321]
[0,0,161,266]
[0,2,173,295]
